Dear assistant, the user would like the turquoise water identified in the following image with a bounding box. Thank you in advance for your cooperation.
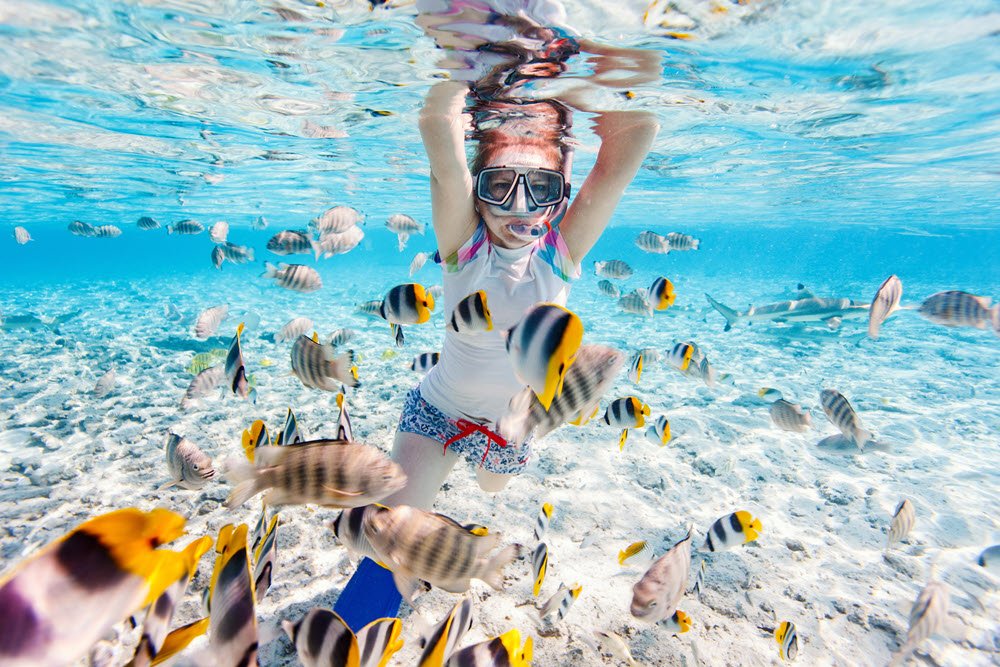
[1,1,999,666]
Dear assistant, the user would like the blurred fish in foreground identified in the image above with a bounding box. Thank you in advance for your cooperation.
[889,582,949,667]
[631,530,691,624]
[868,275,902,339]
[207,524,258,667]
[291,333,359,391]
[282,608,402,667]
[505,302,583,411]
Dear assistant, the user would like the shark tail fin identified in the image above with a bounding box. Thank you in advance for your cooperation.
[704,294,739,332]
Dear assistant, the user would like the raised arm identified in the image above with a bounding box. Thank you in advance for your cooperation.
[560,109,659,263]
[418,81,478,259]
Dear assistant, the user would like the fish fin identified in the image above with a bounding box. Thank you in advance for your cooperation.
[356,617,404,667]
[150,617,210,666]
[262,261,278,278]
[393,324,405,347]
[311,238,321,261]
[224,461,260,509]
[157,480,178,491]
[854,428,873,451]
[704,293,740,330]
[397,233,408,251]
[480,544,521,591]
[618,429,628,451]
[321,486,365,500]
[497,386,535,445]
[391,569,422,605]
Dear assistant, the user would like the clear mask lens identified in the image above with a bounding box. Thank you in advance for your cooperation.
[476,167,565,209]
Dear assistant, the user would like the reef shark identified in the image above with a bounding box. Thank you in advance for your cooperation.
[705,288,870,332]
[0,310,81,334]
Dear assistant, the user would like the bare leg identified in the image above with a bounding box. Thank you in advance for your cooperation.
[475,467,513,493]
[382,429,460,509]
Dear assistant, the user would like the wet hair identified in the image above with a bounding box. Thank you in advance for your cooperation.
[469,99,575,179]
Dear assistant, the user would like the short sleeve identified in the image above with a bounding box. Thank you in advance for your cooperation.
[535,225,580,282]
[437,220,489,273]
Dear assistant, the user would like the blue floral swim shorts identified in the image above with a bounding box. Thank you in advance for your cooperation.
[398,387,532,476]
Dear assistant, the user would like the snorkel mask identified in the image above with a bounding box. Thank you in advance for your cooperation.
[475,166,570,237]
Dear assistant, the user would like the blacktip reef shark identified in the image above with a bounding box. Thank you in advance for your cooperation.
[705,287,871,332]
[0,309,81,334]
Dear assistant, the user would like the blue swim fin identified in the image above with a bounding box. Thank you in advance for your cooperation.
[333,557,402,633]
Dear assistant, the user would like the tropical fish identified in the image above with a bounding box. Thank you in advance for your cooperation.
[769,399,812,433]
[312,205,364,234]
[666,231,699,251]
[594,259,633,279]
[597,279,620,298]
[267,230,318,257]
[705,293,869,332]
[417,598,474,667]
[662,610,693,635]
[627,351,643,384]
[667,342,694,371]
[194,304,228,339]
[252,513,278,602]
[449,290,493,333]
[274,408,304,446]
[329,328,356,347]
[645,415,671,446]
[978,545,1000,571]
[444,629,532,667]
[336,388,354,442]
[635,230,670,253]
[619,289,653,316]
[774,621,798,661]
[13,226,31,244]
[868,275,902,339]
[380,283,435,324]
[290,333,359,391]
[409,251,432,276]
[819,389,873,450]
[889,582,949,667]
[758,387,783,402]
[918,290,999,334]
[93,367,117,398]
[539,582,582,621]
[167,220,203,235]
[241,420,270,462]
[411,351,440,373]
[648,277,676,310]
[593,630,638,666]
[886,499,916,551]
[531,543,548,596]
[318,225,365,258]
[225,439,407,509]
[68,220,97,237]
[691,558,706,599]
[702,511,762,552]
[277,317,313,343]
[618,540,649,565]
[386,213,425,251]
[128,536,212,667]
[262,262,322,293]
[631,530,691,624]
[505,302,584,411]
[218,242,254,264]
[207,524,258,667]
[363,504,519,603]
[282,608,403,667]
[331,505,381,562]
[93,224,123,238]
[212,245,226,269]
[160,433,215,490]
[210,221,229,244]
[534,503,553,542]
[358,299,385,318]
[604,396,650,450]
[226,323,251,399]
[180,366,225,408]
[251,216,268,230]
[498,345,625,445]
[0,508,189,667]
[136,216,160,230]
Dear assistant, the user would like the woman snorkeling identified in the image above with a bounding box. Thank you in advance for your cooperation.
[335,1,659,629]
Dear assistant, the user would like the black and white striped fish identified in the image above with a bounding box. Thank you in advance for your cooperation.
[329,328,356,347]
[533,503,553,542]
[619,289,653,317]
[604,396,650,450]
[701,511,762,552]
[160,433,215,490]
[819,389,873,450]
[211,245,225,270]
[594,259,633,280]
[380,283,435,324]
[225,440,407,509]
[311,205,363,234]
[635,230,670,254]
[648,277,676,311]
[207,524,258,667]
[627,351,643,384]
[267,230,318,257]
[167,220,204,235]
[540,582,582,621]
[180,366,225,408]
[357,300,384,318]
[290,333,358,391]
[889,582,949,667]
[68,220,96,236]
[691,557,707,599]
[282,609,403,667]
[417,598,474,667]
[449,290,493,333]
[277,317,313,343]
[92,224,122,238]
[505,303,584,411]
[774,621,798,661]
[136,216,160,230]
[597,279,620,298]
[868,275,902,339]
[252,513,278,602]
[336,387,354,442]
[219,242,254,264]
[886,499,916,551]
[645,414,671,446]
[318,226,365,258]
[498,345,625,445]
[666,231,699,251]
[409,251,432,277]
[444,629,532,666]
[262,262,322,293]
[531,543,548,596]
[225,322,251,400]
[411,352,440,373]
[274,408,304,446]
[769,399,812,433]
[385,213,424,251]
[918,290,999,334]
[210,221,229,244]
[331,505,381,561]
[194,304,228,339]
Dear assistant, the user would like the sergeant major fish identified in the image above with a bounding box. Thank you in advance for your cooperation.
[769,399,812,433]
[635,230,670,254]
[318,226,365,258]
[594,259,633,280]
[13,226,31,244]
[918,290,999,334]
[136,216,160,230]
[93,224,123,238]
[597,280,620,298]
[886,499,916,551]
[180,366,225,408]
[194,304,228,339]
[160,433,215,490]
[291,333,358,391]
[277,317,313,343]
[209,221,229,244]
[666,231,700,251]
[267,230,318,258]
[505,302,583,411]
[312,205,364,234]
[619,289,653,317]
[329,328,355,347]
[262,262,322,293]
[868,275,902,339]
[410,251,432,277]
[889,582,950,667]
[167,220,204,235]
[819,389,873,450]
[385,213,424,251]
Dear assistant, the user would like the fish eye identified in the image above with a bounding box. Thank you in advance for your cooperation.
[648,601,657,608]
[192,464,199,470]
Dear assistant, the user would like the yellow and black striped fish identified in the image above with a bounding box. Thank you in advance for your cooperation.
[380,283,435,324]
[444,629,532,667]
[603,396,651,451]
[208,524,258,667]
[539,583,582,622]
[274,408,304,446]
[417,598,474,667]
[627,351,643,384]
[252,514,278,603]
[644,415,671,446]
[0,508,189,667]
[648,276,676,310]
[505,303,584,411]
[449,290,493,333]
[411,352,440,373]
[533,503,553,542]
[225,322,250,399]
[283,608,403,667]
[618,540,649,566]
[667,342,694,371]
[242,419,270,462]
[701,511,762,552]
[774,621,798,661]
[531,543,548,596]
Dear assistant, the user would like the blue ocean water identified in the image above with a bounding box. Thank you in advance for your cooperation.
[1,1,998,666]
